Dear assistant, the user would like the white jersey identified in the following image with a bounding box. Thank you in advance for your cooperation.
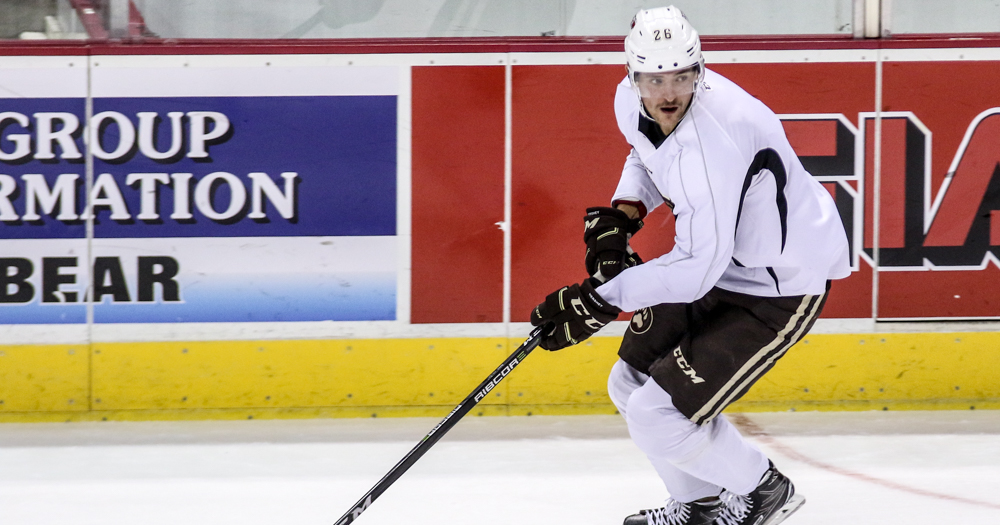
[596,69,851,312]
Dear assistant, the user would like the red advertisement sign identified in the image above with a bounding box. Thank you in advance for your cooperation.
[414,57,1000,323]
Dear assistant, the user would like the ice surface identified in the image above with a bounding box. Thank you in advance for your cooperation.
[1,411,998,524]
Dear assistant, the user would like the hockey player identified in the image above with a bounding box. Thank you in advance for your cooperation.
[529,6,851,525]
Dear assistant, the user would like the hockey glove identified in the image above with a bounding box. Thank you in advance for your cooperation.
[530,278,622,351]
[583,207,643,282]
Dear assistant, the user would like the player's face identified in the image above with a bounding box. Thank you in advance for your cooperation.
[635,68,697,134]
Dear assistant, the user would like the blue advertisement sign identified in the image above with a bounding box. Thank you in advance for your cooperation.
[0,93,398,323]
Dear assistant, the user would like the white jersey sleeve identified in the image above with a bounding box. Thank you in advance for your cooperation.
[612,149,666,215]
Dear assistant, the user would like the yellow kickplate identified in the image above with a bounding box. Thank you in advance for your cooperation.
[0,344,89,413]
[731,332,1000,412]
[1,331,998,422]
[90,338,509,411]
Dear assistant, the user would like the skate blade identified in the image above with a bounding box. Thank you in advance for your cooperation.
[762,493,805,525]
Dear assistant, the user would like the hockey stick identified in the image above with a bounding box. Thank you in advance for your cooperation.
[333,324,548,525]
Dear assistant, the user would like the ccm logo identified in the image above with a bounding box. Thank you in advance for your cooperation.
[673,347,705,384]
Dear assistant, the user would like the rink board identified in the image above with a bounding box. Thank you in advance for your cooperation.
[3,42,1000,421]
[2,331,999,422]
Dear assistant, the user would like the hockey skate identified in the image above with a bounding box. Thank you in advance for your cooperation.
[623,498,724,525]
[715,462,805,525]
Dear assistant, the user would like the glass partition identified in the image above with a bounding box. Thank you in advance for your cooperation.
[3,0,856,40]
[890,0,1000,34]
[129,0,856,39]
[1,0,86,40]
[2,0,998,41]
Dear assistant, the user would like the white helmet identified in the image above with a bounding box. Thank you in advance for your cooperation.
[626,6,703,75]
[625,6,704,110]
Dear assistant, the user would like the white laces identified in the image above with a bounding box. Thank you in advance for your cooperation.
[716,490,751,525]
[645,499,691,525]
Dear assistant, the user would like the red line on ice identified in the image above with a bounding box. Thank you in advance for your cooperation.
[730,413,1000,512]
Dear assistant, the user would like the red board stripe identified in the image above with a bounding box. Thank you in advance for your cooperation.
[411,66,506,323]
[880,118,909,249]
[510,65,634,322]
[924,113,1000,247]
[783,120,837,157]
[5,34,1000,57]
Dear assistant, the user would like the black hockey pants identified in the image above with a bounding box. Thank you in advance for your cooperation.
[618,283,830,425]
